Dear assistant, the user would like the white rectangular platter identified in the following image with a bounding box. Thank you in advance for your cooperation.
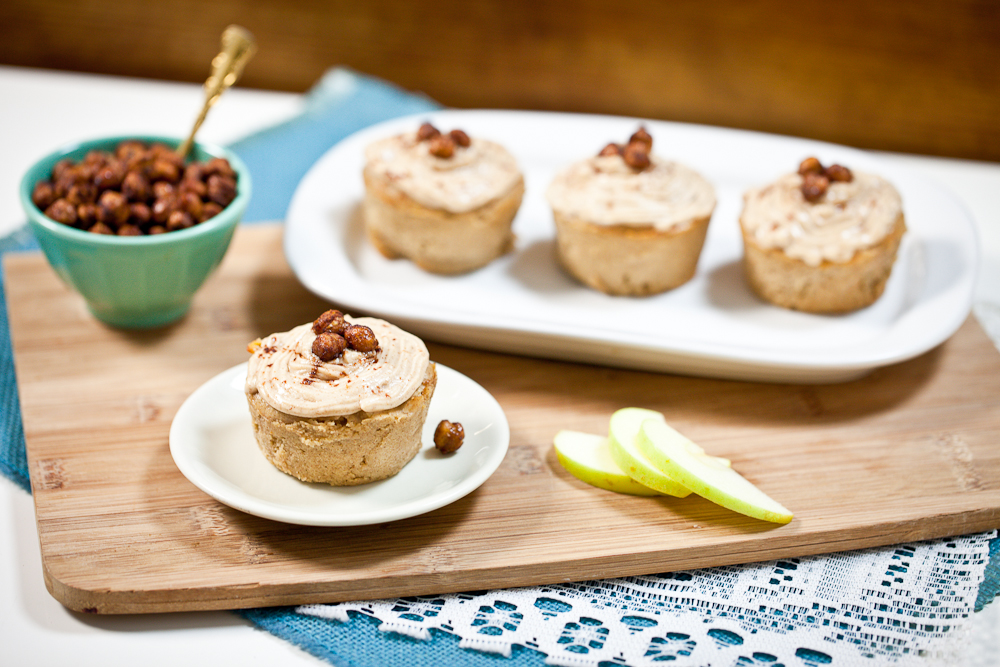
[284,111,978,383]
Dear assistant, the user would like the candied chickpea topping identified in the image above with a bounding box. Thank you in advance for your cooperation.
[416,122,441,141]
[434,420,465,453]
[343,324,380,353]
[416,122,473,158]
[428,134,456,158]
[825,164,853,182]
[312,332,348,361]
[797,156,854,202]
[303,311,382,360]
[33,140,238,235]
[598,143,623,157]
[598,125,654,171]
[449,129,471,147]
[797,156,823,175]
[629,126,653,149]
[801,172,830,202]
[623,142,651,170]
[312,309,348,335]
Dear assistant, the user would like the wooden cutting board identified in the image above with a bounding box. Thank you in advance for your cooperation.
[7,225,1000,614]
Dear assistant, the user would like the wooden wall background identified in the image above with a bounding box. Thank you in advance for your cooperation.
[2,0,999,161]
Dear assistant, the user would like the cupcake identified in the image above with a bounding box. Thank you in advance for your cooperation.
[245,310,436,486]
[362,122,525,274]
[739,157,906,313]
[545,127,716,296]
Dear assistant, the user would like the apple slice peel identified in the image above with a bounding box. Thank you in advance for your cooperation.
[637,418,794,524]
[553,430,664,496]
[608,408,693,498]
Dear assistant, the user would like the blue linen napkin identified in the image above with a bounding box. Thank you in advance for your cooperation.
[231,67,440,223]
[2,67,998,666]
[0,226,37,492]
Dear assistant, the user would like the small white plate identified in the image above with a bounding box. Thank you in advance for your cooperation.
[284,110,979,383]
[169,363,509,526]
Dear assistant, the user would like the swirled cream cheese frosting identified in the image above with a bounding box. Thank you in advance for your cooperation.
[741,172,903,267]
[545,155,716,232]
[363,132,522,213]
[245,316,430,418]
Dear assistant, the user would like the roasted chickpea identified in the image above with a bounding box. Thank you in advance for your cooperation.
[312,332,347,361]
[199,202,223,222]
[312,309,348,335]
[428,135,455,158]
[122,171,151,202]
[449,129,471,147]
[623,142,651,170]
[801,172,830,202]
[31,181,57,210]
[629,126,653,149]
[434,420,465,453]
[45,199,78,226]
[344,324,380,352]
[416,122,440,141]
[825,164,853,183]
[98,190,130,226]
[798,156,823,175]
[598,143,623,157]
[166,210,195,231]
[34,140,238,235]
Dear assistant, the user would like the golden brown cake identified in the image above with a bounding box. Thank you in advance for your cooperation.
[739,158,906,313]
[362,122,525,275]
[545,128,716,296]
[245,310,436,486]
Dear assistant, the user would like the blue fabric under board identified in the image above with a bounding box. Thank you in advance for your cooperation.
[0,225,40,493]
[229,67,440,223]
[236,608,550,667]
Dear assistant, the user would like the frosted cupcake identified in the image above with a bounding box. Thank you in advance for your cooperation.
[545,127,716,296]
[362,122,525,274]
[245,310,436,486]
[739,157,906,313]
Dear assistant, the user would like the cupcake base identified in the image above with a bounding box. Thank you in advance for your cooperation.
[553,212,711,296]
[246,363,437,486]
[363,169,524,275]
[740,213,907,313]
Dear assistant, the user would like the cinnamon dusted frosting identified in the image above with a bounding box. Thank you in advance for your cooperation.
[545,155,716,232]
[364,132,522,213]
[741,172,903,267]
[245,317,430,418]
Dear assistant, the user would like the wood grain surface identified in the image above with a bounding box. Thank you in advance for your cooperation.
[2,1,1000,161]
[6,225,1000,614]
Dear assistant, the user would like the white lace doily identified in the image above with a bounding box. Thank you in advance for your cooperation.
[298,303,1000,666]
[298,531,993,666]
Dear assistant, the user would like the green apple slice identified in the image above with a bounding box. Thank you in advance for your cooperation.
[553,430,663,496]
[637,419,794,524]
[608,408,693,498]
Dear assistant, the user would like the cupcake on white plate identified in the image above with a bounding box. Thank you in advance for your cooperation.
[545,127,717,296]
[362,122,525,274]
[739,157,906,313]
[245,309,436,486]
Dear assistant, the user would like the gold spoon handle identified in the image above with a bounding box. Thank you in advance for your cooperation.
[177,25,257,158]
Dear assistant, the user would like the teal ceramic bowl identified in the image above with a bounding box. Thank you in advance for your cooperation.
[19,135,251,328]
